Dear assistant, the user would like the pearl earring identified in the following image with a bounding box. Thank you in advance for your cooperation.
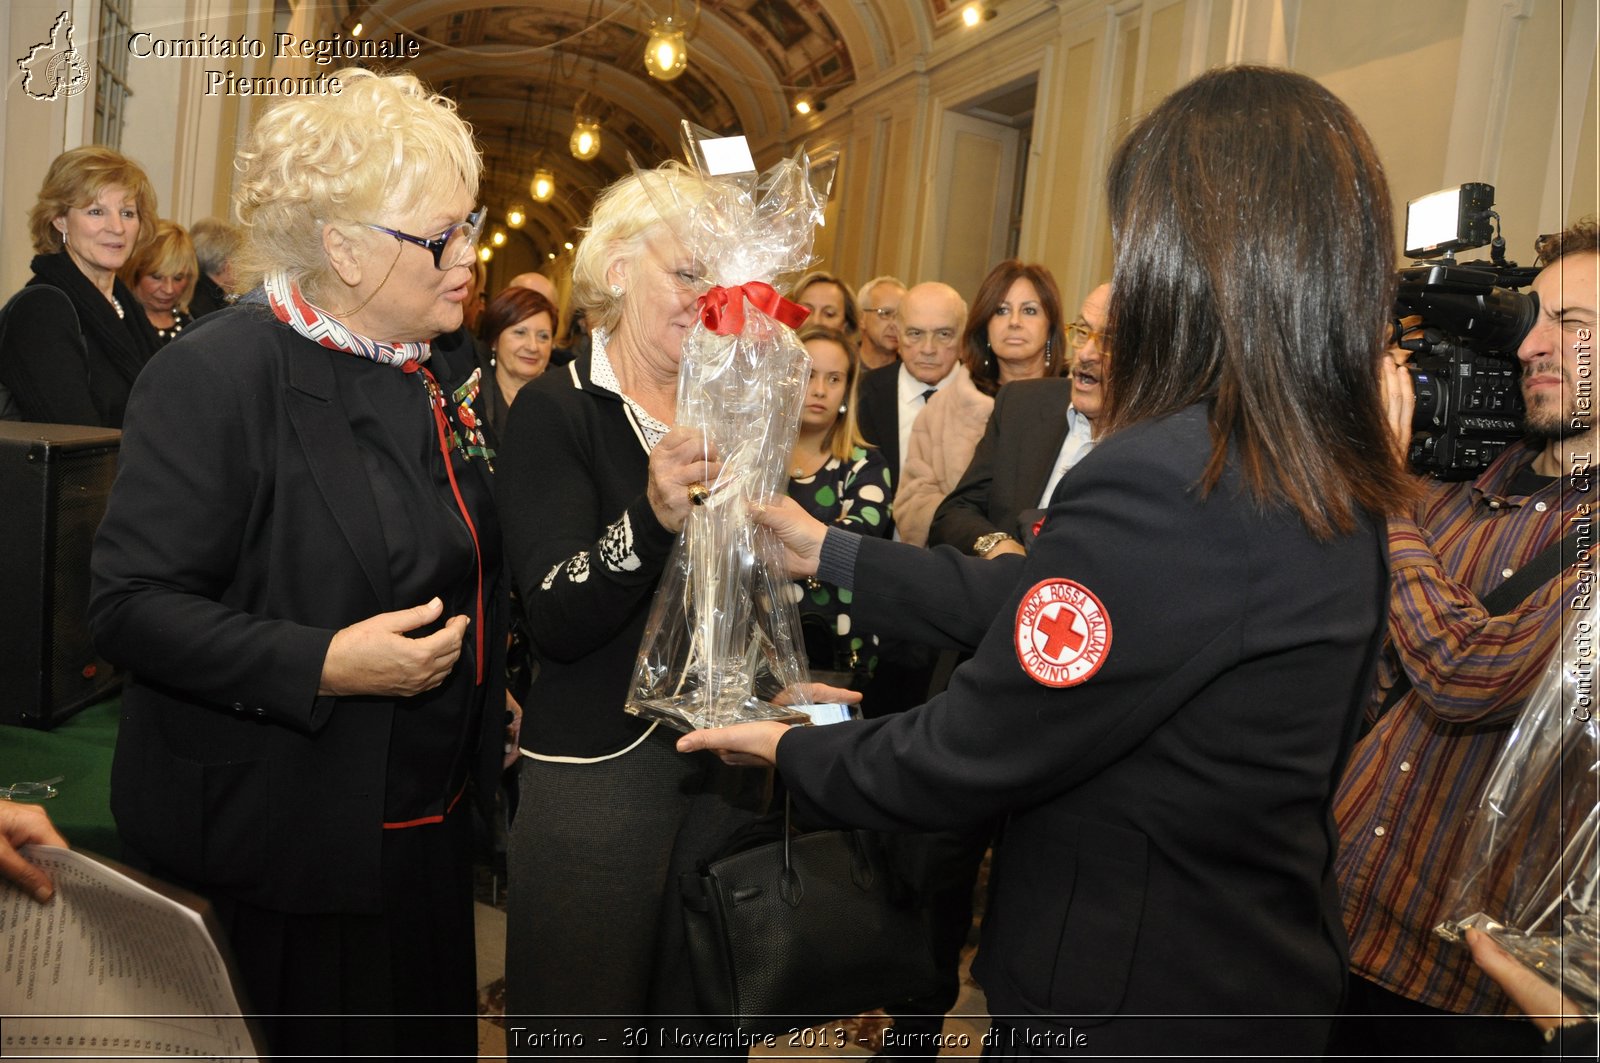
[838,403,847,415]
[610,284,623,297]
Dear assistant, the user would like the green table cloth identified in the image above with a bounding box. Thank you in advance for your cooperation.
[0,698,119,858]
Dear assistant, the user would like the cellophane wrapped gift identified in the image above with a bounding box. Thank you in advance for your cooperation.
[624,124,833,733]
[1434,595,1599,1012]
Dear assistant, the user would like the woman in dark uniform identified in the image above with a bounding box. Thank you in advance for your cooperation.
[680,65,1418,1058]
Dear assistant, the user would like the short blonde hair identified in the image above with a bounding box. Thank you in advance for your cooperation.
[120,219,199,311]
[28,146,158,256]
[571,161,709,335]
[232,68,481,293]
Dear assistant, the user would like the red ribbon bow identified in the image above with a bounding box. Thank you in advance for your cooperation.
[696,281,811,335]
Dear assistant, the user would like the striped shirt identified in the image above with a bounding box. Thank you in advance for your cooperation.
[1333,437,1592,1015]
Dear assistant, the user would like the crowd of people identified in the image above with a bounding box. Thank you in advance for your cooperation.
[0,60,1594,1061]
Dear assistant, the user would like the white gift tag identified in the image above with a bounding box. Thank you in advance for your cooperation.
[699,135,756,176]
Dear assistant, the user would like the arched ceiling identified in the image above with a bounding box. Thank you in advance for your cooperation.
[344,0,951,257]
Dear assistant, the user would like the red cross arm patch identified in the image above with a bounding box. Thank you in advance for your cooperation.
[1013,578,1112,688]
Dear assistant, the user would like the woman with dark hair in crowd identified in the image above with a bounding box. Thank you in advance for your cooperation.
[681,65,1417,1057]
[121,218,198,348]
[894,260,1067,546]
[785,322,893,685]
[0,146,160,426]
[477,284,557,437]
[89,69,504,1057]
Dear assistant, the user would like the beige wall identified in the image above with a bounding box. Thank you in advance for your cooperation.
[2,0,277,295]
[803,0,1598,306]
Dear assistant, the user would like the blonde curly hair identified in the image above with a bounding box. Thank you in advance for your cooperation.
[232,68,480,295]
[570,161,710,336]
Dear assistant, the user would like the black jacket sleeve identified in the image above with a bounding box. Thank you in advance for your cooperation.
[88,335,335,729]
[495,380,676,664]
[0,286,100,426]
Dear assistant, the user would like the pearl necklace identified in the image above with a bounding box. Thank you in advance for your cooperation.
[108,294,124,319]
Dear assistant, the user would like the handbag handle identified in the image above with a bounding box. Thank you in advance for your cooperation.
[780,795,804,907]
[777,795,877,905]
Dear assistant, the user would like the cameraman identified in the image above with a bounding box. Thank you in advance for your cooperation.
[1329,219,1597,1056]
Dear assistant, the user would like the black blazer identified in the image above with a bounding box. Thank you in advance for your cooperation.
[0,252,159,427]
[929,377,1074,552]
[854,362,903,483]
[89,307,506,914]
[777,404,1386,1055]
[188,273,230,319]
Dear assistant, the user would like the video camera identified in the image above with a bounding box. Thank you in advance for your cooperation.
[1396,183,1540,480]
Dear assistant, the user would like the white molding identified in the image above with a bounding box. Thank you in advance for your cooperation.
[1543,0,1598,227]
[1442,0,1534,190]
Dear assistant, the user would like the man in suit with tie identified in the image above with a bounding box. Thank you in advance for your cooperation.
[855,281,969,495]
[930,282,1111,555]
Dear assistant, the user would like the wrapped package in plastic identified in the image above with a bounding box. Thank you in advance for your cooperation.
[624,123,835,733]
[1433,593,1599,1013]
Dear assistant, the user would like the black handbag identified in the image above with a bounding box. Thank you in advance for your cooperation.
[679,796,939,1035]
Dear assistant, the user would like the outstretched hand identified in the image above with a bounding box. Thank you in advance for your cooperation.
[751,496,828,579]
[677,720,790,767]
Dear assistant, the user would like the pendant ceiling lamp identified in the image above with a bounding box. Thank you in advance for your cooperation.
[570,117,602,161]
[641,2,697,82]
[644,18,688,81]
[530,168,556,203]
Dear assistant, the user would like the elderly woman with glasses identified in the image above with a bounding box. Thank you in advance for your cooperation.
[88,69,504,1058]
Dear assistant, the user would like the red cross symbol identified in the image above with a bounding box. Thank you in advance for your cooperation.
[1036,604,1084,661]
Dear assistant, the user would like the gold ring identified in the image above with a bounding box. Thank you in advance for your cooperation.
[687,482,710,506]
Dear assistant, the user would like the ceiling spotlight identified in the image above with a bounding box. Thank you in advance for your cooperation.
[351,22,364,38]
[564,241,574,250]
[547,251,557,260]
[530,168,555,204]
[506,205,526,229]
[478,246,494,263]
[961,3,996,27]
[570,117,602,161]
[490,227,507,248]
[795,99,812,116]
[644,18,688,81]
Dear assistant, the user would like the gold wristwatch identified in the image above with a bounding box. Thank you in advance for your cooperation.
[972,531,1017,556]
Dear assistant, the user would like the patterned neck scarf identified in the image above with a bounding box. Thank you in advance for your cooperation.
[264,270,430,366]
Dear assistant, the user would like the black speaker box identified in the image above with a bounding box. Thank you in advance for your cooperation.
[0,422,121,728]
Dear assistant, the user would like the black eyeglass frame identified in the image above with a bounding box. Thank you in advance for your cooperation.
[364,207,487,270]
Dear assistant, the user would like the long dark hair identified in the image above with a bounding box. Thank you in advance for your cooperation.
[1101,65,1414,539]
[960,259,1067,397]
